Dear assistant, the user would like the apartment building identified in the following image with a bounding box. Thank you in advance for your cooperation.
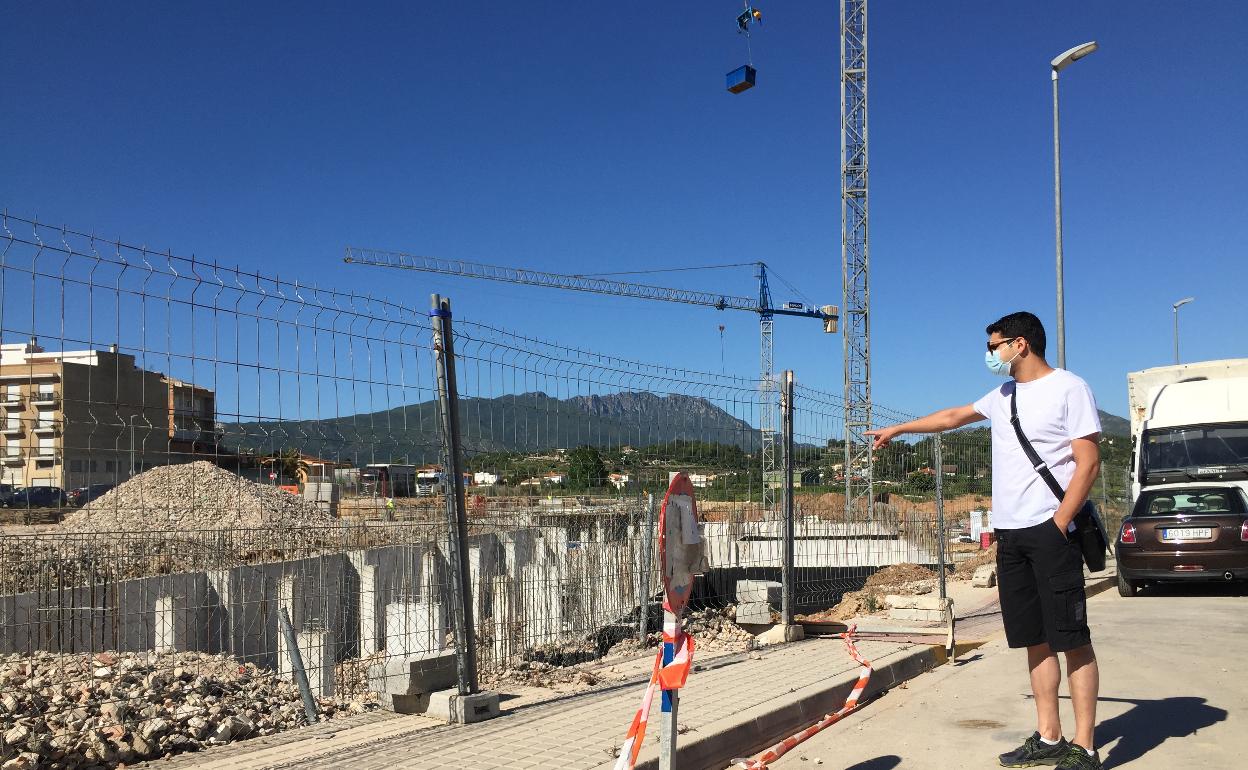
[0,340,217,490]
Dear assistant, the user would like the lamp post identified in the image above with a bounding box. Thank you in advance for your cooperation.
[1051,40,1099,370]
[1172,297,1194,364]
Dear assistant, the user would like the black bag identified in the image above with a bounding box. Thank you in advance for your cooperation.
[1009,389,1109,572]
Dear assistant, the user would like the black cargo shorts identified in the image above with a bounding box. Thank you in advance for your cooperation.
[995,517,1091,652]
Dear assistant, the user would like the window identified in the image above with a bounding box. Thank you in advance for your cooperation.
[105,460,116,472]
[5,439,19,457]
[37,437,54,455]
[35,410,54,430]
[90,460,98,472]
[70,459,84,473]
[1135,488,1246,517]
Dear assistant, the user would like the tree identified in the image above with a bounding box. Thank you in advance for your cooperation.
[904,468,936,492]
[567,445,608,490]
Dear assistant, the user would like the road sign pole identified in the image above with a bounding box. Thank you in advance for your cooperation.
[658,609,679,770]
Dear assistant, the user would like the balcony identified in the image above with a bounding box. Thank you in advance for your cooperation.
[1,422,22,436]
[1,394,22,409]
[31,391,60,407]
[32,448,60,463]
[32,421,59,435]
[2,453,23,466]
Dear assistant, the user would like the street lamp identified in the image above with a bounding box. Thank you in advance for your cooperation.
[1172,296,1194,364]
[1051,40,1099,370]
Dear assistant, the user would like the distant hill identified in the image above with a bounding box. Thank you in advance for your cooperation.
[1098,410,1130,437]
[224,391,760,464]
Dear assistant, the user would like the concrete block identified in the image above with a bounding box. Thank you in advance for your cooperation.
[887,608,946,623]
[973,565,997,588]
[884,594,916,610]
[755,624,805,646]
[385,601,446,657]
[735,602,772,625]
[426,689,501,724]
[296,629,334,697]
[913,597,946,611]
[368,650,459,714]
[735,580,782,605]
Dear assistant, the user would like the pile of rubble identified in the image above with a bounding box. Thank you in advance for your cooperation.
[0,649,375,769]
[686,606,758,653]
[800,563,938,623]
[61,462,339,533]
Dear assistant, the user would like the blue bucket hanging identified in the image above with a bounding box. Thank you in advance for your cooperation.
[726,64,757,94]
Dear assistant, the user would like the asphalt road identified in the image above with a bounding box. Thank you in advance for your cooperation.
[751,581,1248,770]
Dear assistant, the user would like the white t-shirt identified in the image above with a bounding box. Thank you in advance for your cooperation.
[972,369,1102,529]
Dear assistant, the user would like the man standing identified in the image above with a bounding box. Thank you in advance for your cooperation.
[865,311,1103,769]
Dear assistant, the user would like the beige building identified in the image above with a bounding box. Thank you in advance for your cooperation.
[0,340,216,490]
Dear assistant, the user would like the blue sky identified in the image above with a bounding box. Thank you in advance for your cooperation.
[3,1,1245,419]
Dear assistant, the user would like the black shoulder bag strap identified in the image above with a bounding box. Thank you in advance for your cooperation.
[1008,388,1066,502]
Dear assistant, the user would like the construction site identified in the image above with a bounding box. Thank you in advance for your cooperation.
[0,2,1174,769]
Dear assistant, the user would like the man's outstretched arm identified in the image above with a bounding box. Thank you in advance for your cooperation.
[864,405,986,449]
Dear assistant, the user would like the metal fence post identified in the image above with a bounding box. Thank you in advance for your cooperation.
[780,370,795,625]
[277,606,320,724]
[431,293,479,696]
[934,432,948,602]
[638,492,656,642]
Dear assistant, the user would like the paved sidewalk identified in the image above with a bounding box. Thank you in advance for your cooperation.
[145,635,935,770]
[762,584,1248,769]
[143,586,1018,770]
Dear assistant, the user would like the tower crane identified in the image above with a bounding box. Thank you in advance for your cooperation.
[343,247,838,511]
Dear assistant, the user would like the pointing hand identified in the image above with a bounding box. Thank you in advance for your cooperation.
[863,426,900,450]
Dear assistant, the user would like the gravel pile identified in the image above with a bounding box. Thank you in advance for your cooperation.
[61,462,338,533]
[686,606,758,653]
[0,650,376,769]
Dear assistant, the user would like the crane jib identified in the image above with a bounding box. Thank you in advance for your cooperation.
[344,248,835,322]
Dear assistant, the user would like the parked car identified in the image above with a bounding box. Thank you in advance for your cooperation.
[1116,485,1248,596]
[5,486,68,509]
[68,483,115,507]
[0,484,15,506]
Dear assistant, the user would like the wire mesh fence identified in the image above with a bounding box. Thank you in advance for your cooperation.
[0,212,1130,768]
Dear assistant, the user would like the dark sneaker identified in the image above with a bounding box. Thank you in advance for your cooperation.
[1055,745,1103,770]
[998,732,1070,767]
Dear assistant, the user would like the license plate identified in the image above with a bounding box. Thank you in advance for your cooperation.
[1162,527,1212,540]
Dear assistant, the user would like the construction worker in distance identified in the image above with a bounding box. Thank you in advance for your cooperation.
[866,311,1104,770]
[384,497,396,521]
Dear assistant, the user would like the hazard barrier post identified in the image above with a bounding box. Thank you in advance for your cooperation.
[780,370,795,625]
[615,475,702,770]
[659,608,679,770]
[431,293,479,695]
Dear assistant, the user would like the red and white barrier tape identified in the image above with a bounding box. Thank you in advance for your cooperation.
[613,630,695,770]
[732,627,873,770]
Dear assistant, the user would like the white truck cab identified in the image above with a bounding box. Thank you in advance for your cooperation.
[1128,359,1248,502]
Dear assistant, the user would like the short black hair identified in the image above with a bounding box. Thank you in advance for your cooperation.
[986,312,1047,357]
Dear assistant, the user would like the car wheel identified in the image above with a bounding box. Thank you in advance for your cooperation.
[1117,570,1139,597]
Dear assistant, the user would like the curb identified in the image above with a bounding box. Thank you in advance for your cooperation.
[632,643,942,770]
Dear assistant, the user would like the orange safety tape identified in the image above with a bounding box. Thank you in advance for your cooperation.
[613,630,696,770]
[732,628,873,770]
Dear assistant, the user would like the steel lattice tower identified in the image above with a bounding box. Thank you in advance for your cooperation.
[841,0,872,519]
[757,263,776,513]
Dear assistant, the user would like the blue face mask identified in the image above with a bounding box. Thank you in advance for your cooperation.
[984,345,1018,377]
